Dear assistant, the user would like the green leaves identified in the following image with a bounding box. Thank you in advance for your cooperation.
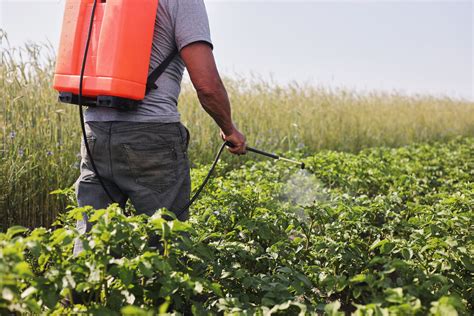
[430,296,465,316]
[369,239,395,254]
[13,262,33,277]
[350,274,367,284]
[0,138,472,314]
[324,301,343,316]
[121,305,153,316]
[5,226,28,239]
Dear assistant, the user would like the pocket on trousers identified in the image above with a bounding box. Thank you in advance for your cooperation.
[122,142,179,192]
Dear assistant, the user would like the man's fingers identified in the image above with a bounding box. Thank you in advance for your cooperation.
[221,127,246,155]
[228,145,246,155]
[226,142,245,153]
[224,140,246,153]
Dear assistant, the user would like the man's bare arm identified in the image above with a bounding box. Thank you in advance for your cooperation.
[180,42,246,154]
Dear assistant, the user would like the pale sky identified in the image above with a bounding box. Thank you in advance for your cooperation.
[1,0,473,101]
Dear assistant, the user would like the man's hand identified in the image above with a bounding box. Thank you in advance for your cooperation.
[220,126,246,155]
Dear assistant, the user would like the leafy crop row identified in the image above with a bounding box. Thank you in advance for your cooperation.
[0,137,472,314]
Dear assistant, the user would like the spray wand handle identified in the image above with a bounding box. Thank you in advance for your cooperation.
[246,146,279,160]
[225,141,280,160]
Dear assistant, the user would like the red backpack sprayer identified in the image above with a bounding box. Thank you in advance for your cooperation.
[53,0,305,218]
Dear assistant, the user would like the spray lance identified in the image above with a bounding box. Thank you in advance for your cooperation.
[229,142,306,170]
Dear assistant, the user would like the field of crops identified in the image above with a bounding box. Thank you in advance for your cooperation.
[1,36,474,228]
[1,34,473,314]
[1,137,472,314]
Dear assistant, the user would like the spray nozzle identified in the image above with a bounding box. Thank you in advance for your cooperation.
[224,141,305,169]
[278,157,306,169]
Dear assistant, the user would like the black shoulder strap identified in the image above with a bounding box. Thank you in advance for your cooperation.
[145,49,179,94]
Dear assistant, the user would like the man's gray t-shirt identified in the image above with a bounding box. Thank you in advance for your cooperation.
[85,0,212,123]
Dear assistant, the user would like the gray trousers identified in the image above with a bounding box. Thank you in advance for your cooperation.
[74,121,191,255]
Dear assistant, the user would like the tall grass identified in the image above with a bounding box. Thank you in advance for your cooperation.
[1,34,473,229]
[1,33,80,229]
[182,77,474,163]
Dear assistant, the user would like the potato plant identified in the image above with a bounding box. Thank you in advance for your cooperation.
[0,137,472,315]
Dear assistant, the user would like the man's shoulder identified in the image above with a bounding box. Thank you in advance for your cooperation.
[160,0,208,12]
[159,0,174,12]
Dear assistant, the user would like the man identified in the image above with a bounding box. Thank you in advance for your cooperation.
[74,0,246,255]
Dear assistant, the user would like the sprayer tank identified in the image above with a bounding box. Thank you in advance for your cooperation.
[53,0,159,100]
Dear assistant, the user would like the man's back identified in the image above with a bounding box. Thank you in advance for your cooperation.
[84,0,212,123]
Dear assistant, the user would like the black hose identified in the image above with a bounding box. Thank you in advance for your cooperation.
[78,0,117,204]
[175,142,227,219]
